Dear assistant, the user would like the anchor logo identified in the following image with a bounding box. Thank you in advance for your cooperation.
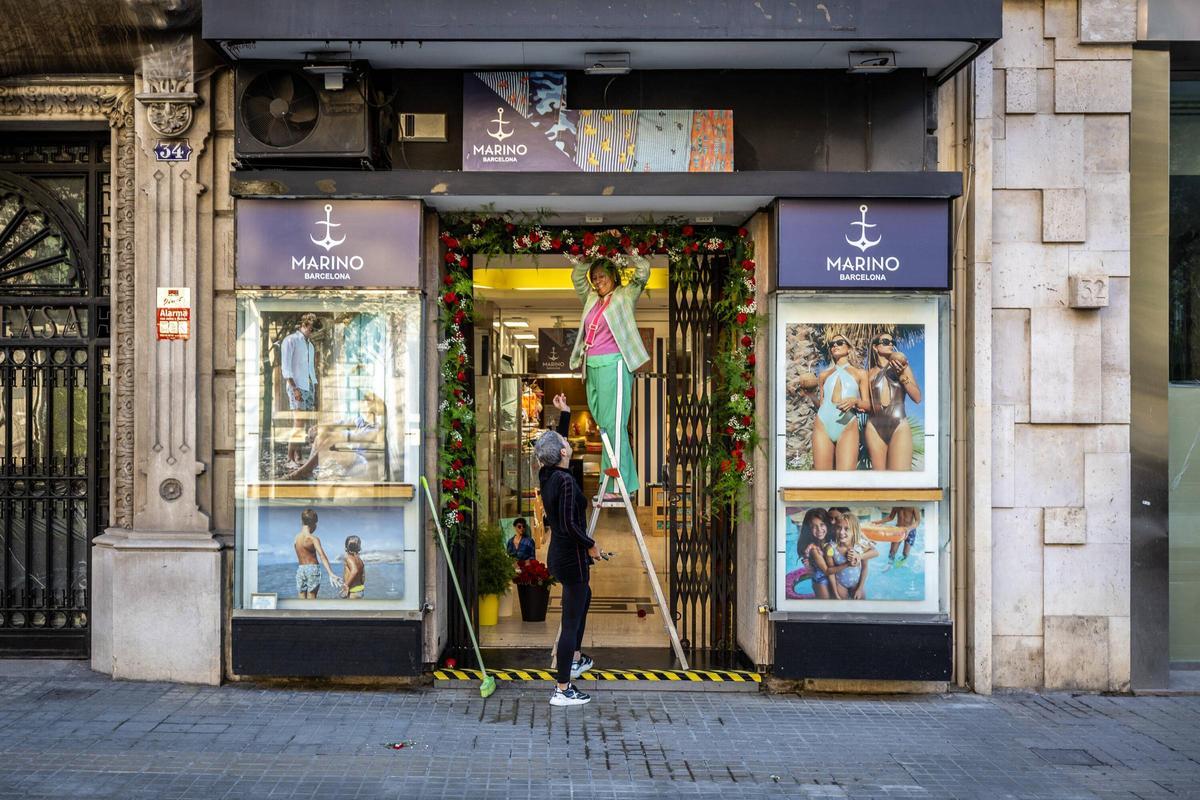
[310,204,346,252]
[487,107,514,142]
[845,204,882,252]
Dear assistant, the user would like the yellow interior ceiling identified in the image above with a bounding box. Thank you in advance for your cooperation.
[472,267,669,291]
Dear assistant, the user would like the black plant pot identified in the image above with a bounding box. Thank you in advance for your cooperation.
[516,583,551,622]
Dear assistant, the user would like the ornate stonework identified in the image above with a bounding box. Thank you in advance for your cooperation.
[0,81,137,529]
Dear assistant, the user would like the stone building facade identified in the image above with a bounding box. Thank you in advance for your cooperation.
[0,0,1167,692]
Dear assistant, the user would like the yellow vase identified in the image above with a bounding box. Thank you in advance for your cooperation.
[478,593,500,626]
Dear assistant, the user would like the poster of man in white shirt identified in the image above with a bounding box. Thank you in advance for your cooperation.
[281,313,318,467]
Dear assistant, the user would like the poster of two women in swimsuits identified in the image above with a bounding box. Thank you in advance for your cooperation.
[776,297,941,490]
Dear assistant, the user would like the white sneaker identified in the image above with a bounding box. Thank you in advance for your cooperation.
[570,654,594,680]
[549,685,592,707]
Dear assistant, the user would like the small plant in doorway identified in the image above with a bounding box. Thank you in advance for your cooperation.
[475,524,514,627]
[512,558,556,622]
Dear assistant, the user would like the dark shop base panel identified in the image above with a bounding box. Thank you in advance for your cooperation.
[774,620,952,681]
[232,617,422,677]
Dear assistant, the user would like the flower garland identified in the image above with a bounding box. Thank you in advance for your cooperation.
[436,217,760,540]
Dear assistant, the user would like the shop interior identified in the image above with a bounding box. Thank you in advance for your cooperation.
[472,253,675,664]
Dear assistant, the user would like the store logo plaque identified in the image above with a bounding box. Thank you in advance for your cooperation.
[237,199,421,288]
[777,199,950,290]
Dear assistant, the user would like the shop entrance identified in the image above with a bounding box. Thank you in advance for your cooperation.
[0,136,111,657]
[464,241,736,669]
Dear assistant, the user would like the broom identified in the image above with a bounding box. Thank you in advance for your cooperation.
[420,476,497,699]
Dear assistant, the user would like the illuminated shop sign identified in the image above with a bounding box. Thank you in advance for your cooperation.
[237,199,421,288]
[777,199,951,290]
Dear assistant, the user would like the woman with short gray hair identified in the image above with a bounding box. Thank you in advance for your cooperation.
[538,393,598,706]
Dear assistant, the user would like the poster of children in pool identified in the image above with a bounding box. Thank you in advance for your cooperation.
[775,296,941,489]
[242,500,412,608]
[778,503,941,613]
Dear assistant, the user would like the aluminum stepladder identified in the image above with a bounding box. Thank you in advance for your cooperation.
[549,426,690,672]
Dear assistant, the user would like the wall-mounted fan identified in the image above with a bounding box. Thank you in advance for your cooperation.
[240,70,319,147]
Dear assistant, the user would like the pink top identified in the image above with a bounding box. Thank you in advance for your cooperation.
[582,300,620,356]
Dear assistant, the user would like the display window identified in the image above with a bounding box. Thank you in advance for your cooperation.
[772,293,950,615]
[234,290,422,611]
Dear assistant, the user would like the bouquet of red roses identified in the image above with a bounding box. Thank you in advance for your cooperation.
[512,558,556,588]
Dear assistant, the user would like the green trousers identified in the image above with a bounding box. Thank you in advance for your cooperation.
[585,353,639,494]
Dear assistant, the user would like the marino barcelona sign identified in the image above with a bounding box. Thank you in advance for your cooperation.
[236,199,421,288]
[777,198,951,290]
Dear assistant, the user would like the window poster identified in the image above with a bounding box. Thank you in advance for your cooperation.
[235,290,422,610]
[776,502,940,614]
[775,296,942,488]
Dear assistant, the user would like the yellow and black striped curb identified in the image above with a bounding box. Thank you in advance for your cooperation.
[433,667,761,683]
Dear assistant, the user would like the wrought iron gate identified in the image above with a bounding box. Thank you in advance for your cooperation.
[0,137,110,657]
[666,251,736,665]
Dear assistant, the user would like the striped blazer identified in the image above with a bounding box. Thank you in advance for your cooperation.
[568,254,651,372]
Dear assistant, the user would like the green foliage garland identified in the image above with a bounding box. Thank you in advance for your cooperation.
[436,216,760,539]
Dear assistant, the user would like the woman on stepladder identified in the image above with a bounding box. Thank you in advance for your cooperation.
[568,231,651,505]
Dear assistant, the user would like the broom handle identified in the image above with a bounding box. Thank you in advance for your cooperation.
[421,477,489,678]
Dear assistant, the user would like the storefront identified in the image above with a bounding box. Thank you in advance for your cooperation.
[200,0,998,683]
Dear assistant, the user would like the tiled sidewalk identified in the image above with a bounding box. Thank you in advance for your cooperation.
[0,661,1198,799]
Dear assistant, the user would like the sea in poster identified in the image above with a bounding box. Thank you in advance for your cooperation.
[782,504,927,602]
[252,502,407,601]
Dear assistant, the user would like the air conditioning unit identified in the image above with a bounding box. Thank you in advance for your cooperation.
[234,64,372,160]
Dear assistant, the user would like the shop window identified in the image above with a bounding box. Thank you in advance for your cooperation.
[234,290,422,611]
[772,294,950,615]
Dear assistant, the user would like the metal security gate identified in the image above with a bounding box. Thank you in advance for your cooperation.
[0,136,111,657]
[666,251,736,665]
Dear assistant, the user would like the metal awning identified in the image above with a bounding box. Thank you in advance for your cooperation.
[204,0,1000,83]
[230,169,963,225]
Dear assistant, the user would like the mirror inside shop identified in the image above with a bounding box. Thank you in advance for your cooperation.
[473,254,674,658]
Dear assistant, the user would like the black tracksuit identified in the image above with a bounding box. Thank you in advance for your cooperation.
[540,413,594,684]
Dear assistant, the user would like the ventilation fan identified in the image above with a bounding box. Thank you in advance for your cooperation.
[234,65,373,160]
[241,70,319,147]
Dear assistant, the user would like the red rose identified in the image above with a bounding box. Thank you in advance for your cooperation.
[583,231,595,247]
[456,476,466,489]
[682,225,694,237]
[741,259,755,271]
[454,310,466,324]
[741,335,752,347]
[456,370,466,381]
[505,223,515,233]
[451,419,461,429]
[443,274,454,286]
[530,232,540,244]
[745,387,756,399]
[442,479,453,491]
[447,499,458,510]
[453,388,463,398]
[737,227,748,238]
[570,244,581,255]
[443,291,457,305]
[747,353,756,366]
[452,459,463,470]
[444,251,456,263]
[714,240,725,250]
[737,459,747,472]
[620,235,631,249]
[720,459,731,472]
[736,312,748,325]
[637,242,650,255]
[458,254,469,266]
[457,354,466,365]
[726,426,735,435]
[742,415,752,425]
[551,238,562,250]
[452,440,463,450]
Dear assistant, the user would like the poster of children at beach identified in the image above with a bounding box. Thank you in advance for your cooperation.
[241,499,411,607]
[778,503,940,612]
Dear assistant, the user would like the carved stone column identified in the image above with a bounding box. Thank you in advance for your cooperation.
[92,35,222,684]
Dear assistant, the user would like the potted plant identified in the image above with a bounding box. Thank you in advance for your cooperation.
[513,558,555,622]
[475,523,513,626]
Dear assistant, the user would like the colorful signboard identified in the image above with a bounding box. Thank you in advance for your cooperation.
[777,199,951,290]
[463,72,733,172]
[236,199,421,288]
